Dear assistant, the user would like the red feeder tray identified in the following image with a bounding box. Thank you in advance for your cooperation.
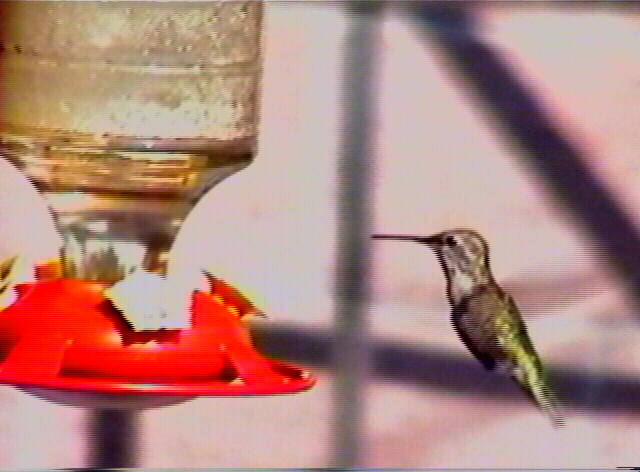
[0,274,315,408]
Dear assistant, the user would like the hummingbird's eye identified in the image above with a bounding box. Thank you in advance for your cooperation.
[444,236,457,247]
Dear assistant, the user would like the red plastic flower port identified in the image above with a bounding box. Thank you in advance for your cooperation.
[0,268,315,404]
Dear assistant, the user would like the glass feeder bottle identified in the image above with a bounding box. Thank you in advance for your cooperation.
[0,1,262,283]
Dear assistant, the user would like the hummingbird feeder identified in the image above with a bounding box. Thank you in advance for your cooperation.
[0,0,315,412]
[0,267,313,410]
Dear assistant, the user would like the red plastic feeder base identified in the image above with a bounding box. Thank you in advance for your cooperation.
[0,276,315,403]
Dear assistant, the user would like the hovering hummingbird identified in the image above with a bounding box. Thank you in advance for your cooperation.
[373,229,563,427]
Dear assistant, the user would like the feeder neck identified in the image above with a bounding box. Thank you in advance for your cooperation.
[1,140,253,283]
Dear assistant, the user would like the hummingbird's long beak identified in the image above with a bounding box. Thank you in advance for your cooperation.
[372,234,441,245]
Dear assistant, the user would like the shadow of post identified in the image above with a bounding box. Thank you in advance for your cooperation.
[331,2,382,469]
[86,409,139,469]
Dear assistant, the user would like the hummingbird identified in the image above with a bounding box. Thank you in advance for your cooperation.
[373,229,563,427]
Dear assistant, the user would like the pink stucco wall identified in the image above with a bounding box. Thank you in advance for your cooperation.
[0,2,639,468]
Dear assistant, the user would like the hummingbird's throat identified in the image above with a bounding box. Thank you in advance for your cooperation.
[444,264,491,305]
[447,271,475,305]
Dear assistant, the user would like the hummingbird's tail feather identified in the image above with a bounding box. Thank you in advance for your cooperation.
[529,379,564,428]
[511,364,564,428]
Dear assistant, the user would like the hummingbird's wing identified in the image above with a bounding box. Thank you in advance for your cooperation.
[451,302,497,371]
[451,284,518,371]
[460,286,538,366]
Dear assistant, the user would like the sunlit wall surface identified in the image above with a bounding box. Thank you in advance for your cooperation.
[0,1,639,468]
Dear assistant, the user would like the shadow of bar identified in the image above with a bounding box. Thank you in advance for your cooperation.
[256,324,640,414]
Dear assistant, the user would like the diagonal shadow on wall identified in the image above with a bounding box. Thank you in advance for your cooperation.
[405,2,640,314]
